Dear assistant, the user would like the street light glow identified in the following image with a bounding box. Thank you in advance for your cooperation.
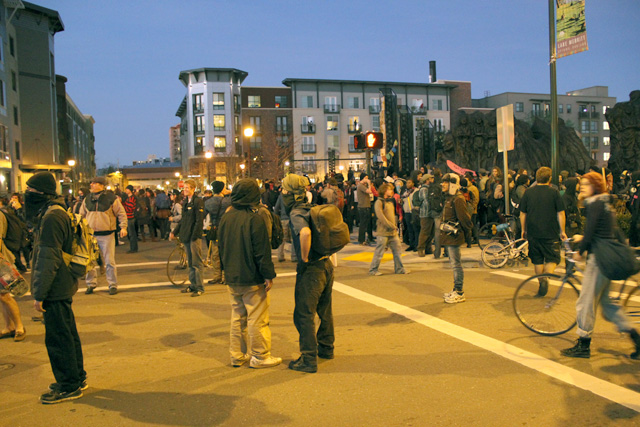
[244,127,254,137]
[205,151,213,159]
[67,159,76,167]
[175,172,180,177]
[239,164,245,170]
[285,161,290,167]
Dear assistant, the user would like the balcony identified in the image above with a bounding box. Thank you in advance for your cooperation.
[302,144,316,153]
[193,105,204,114]
[410,107,427,115]
[324,104,341,113]
[301,163,317,173]
[275,125,291,135]
[347,124,361,134]
[578,111,590,119]
[590,112,600,119]
[214,146,226,153]
[369,105,381,114]
[194,145,204,155]
[301,124,316,134]
[194,126,205,135]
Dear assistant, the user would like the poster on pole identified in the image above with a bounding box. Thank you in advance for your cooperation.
[496,104,514,153]
[556,0,588,58]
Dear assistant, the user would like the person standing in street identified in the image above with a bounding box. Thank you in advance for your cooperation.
[155,189,171,240]
[170,179,205,297]
[122,185,138,254]
[274,190,297,263]
[26,172,87,404]
[369,183,409,276]
[357,172,375,245]
[79,176,127,295]
[218,179,281,369]
[415,173,434,257]
[440,173,473,304]
[204,181,231,284]
[0,199,25,342]
[519,167,567,297]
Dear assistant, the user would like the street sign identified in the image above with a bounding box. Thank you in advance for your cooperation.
[178,180,184,189]
[497,104,515,153]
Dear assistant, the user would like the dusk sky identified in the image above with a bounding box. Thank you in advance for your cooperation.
[35,0,639,168]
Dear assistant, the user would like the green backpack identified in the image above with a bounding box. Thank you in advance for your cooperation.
[309,204,350,257]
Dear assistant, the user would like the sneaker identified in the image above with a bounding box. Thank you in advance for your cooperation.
[180,287,193,293]
[85,287,95,295]
[288,357,317,373]
[537,278,549,297]
[444,291,466,304]
[40,387,83,404]
[250,356,282,369]
[108,287,118,295]
[126,250,138,254]
[369,271,383,276]
[190,290,204,297]
[396,269,410,274]
[208,279,223,285]
[49,380,88,392]
[232,355,249,367]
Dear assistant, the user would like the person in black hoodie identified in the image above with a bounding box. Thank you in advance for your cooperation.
[562,177,582,238]
[27,172,87,404]
[218,179,280,368]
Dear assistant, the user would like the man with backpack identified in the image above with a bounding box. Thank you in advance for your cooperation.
[282,173,348,373]
[0,197,28,272]
[26,172,87,404]
[155,189,171,240]
[204,181,231,284]
[415,174,434,257]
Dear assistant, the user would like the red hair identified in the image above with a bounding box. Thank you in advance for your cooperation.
[581,172,607,195]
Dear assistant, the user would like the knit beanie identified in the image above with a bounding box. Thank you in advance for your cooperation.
[26,172,57,195]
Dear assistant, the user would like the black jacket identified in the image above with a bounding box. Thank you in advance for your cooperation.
[173,195,204,242]
[31,198,77,302]
[218,207,275,286]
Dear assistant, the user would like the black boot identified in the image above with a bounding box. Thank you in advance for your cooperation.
[561,337,591,358]
[630,329,640,360]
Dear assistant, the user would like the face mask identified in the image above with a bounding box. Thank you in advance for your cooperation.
[24,192,52,223]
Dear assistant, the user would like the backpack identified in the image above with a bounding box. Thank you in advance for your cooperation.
[269,210,284,250]
[412,188,423,208]
[155,193,171,209]
[428,186,444,215]
[49,205,101,280]
[309,204,350,257]
[0,208,26,253]
[334,188,345,211]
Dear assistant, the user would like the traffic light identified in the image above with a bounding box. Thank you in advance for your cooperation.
[354,133,365,150]
[365,132,383,149]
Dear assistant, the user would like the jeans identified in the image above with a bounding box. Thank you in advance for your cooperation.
[417,217,434,252]
[228,284,272,362]
[86,234,117,288]
[277,219,297,262]
[403,212,418,248]
[433,217,442,257]
[209,242,222,283]
[369,235,406,274]
[43,299,86,392]
[293,258,334,364]
[127,218,138,252]
[576,254,632,338]
[358,207,373,243]
[184,238,204,292]
[445,245,464,292]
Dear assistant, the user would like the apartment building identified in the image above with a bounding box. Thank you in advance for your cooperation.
[474,86,616,166]
[169,123,180,163]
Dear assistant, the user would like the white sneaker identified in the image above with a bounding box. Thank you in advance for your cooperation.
[231,354,249,367]
[396,269,410,274]
[444,291,466,304]
[250,356,282,369]
[369,271,383,276]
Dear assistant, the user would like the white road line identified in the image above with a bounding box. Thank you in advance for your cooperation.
[105,271,299,290]
[332,280,640,413]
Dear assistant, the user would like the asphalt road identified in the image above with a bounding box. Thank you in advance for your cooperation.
[1,237,639,426]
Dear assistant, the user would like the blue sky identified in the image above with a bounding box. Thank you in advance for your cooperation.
[35,0,640,168]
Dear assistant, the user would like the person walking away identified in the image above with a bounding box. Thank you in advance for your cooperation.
[368,183,409,276]
[26,172,87,404]
[204,181,231,284]
[401,178,418,251]
[561,172,640,359]
[415,174,434,256]
[122,186,138,253]
[135,190,152,242]
[155,189,171,240]
[562,177,582,238]
[169,191,183,233]
[274,190,297,263]
[428,170,445,258]
[170,180,205,297]
[283,173,335,373]
[464,172,480,245]
[357,173,375,245]
[218,179,281,368]
[79,176,128,295]
[146,189,158,241]
[441,173,474,304]
[519,167,567,296]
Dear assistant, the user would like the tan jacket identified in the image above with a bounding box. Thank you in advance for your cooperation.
[79,191,127,234]
[374,198,398,237]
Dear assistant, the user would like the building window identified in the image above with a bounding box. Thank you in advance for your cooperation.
[566,104,572,114]
[14,140,19,160]
[591,136,598,150]
[0,81,5,107]
[301,95,313,108]
[195,115,205,132]
[275,96,288,108]
[372,115,380,131]
[515,102,524,113]
[212,93,224,110]
[195,136,204,154]
[603,121,609,130]
[276,116,288,133]
[580,105,587,113]
[324,96,338,112]
[249,116,261,132]
[603,136,610,146]
[369,97,380,113]
[348,116,360,132]
[250,136,262,149]
[411,98,425,113]
[193,94,203,112]
[11,71,16,92]
[603,152,610,162]
[532,103,541,116]
[234,95,240,113]
[326,115,338,131]
[347,97,359,109]
[13,105,18,126]
[603,106,609,115]
[590,121,598,133]
[432,99,443,111]
[234,115,240,133]
[214,136,226,152]
[302,136,315,153]
[213,114,225,131]
[327,135,339,150]
[9,37,14,57]
[580,120,589,134]
[558,104,563,114]
[215,161,227,175]
[544,103,550,116]
[582,136,589,149]
[248,96,261,108]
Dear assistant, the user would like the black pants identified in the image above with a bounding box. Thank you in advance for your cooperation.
[43,299,86,392]
[357,207,373,243]
[293,259,335,364]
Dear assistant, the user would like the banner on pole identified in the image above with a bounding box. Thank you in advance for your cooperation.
[496,104,514,153]
[556,0,588,58]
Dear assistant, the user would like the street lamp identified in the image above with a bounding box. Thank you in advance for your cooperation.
[67,159,76,194]
[204,151,213,188]
[239,163,245,178]
[243,127,254,178]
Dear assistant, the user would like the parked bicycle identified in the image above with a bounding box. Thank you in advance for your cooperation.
[477,214,518,249]
[481,222,528,269]
[166,238,215,286]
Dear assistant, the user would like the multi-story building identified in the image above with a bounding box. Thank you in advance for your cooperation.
[169,123,181,163]
[474,86,616,166]
[176,68,247,187]
[282,77,456,179]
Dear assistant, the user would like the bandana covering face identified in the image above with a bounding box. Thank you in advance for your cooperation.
[25,192,53,223]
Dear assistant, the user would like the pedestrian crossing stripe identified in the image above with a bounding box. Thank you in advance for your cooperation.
[342,252,406,263]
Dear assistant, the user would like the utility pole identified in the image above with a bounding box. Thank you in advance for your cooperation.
[549,0,559,186]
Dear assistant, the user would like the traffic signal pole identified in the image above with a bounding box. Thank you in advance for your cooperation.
[549,0,559,186]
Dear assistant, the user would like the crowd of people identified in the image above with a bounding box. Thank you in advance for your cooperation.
[2,162,640,405]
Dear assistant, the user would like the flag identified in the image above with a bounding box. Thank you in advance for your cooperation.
[556,0,588,58]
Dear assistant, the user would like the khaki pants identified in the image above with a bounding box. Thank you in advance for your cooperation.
[228,285,272,363]
[210,243,222,282]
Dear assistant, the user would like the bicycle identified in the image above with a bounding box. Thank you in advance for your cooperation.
[477,215,518,249]
[166,238,215,286]
[481,222,529,269]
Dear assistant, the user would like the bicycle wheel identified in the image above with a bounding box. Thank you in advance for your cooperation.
[481,241,510,269]
[477,222,498,249]
[167,245,188,286]
[513,273,579,336]
[623,284,640,326]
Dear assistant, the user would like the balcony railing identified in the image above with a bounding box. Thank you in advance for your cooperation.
[193,105,204,114]
[302,144,316,153]
[578,111,590,119]
[275,125,291,135]
[214,146,226,153]
[347,124,361,134]
[410,107,427,115]
[369,105,381,114]
[301,163,317,173]
[212,104,225,110]
[324,104,341,113]
[590,112,600,119]
[349,145,364,153]
[194,145,204,155]
[194,126,205,135]
[301,124,316,134]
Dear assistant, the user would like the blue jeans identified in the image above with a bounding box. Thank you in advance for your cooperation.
[403,212,418,248]
[369,235,406,274]
[576,254,632,338]
[184,239,204,292]
[445,245,464,292]
[127,218,138,252]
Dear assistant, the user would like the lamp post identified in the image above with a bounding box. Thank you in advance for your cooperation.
[239,163,246,178]
[244,127,254,177]
[204,150,213,188]
[67,159,76,195]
